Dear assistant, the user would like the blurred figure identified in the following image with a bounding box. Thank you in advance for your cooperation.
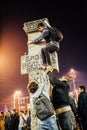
[26,110,31,130]
[69,92,77,117]
[0,112,5,130]
[11,109,19,130]
[5,110,11,130]
[68,92,80,130]
[78,85,87,130]
[18,110,27,130]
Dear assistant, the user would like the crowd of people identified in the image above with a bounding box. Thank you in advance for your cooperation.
[0,109,31,130]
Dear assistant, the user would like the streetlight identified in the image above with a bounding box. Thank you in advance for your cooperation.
[70,69,76,90]
[70,69,78,102]
[14,94,16,109]
[13,91,22,111]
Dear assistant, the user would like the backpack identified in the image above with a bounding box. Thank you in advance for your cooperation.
[33,93,54,121]
[48,27,63,42]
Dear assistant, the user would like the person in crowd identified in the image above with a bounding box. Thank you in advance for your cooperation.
[11,109,19,130]
[18,110,27,130]
[68,92,81,130]
[5,110,11,130]
[27,71,59,130]
[28,22,63,69]
[46,66,76,130]
[0,112,5,130]
[69,92,77,117]
[78,85,87,130]
[26,110,31,130]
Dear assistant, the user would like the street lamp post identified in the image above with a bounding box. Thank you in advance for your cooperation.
[13,91,22,111]
[70,69,76,91]
[13,94,16,109]
[70,69,78,102]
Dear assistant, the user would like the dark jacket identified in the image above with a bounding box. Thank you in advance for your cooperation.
[32,28,52,44]
[78,91,87,118]
[11,113,19,130]
[5,116,11,130]
[47,71,70,110]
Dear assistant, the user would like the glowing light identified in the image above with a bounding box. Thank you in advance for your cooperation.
[13,91,22,110]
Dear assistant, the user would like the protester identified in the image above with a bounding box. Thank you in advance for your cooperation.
[28,22,63,69]
[46,66,76,130]
[78,85,87,130]
[27,71,59,130]
[5,111,11,130]
[0,112,5,130]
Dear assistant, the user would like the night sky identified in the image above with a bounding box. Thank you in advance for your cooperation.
[0,0,87,103]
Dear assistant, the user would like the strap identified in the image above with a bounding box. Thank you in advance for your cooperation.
[22,116,27,125]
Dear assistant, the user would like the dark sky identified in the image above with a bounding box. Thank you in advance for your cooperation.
[0,0,87,102]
